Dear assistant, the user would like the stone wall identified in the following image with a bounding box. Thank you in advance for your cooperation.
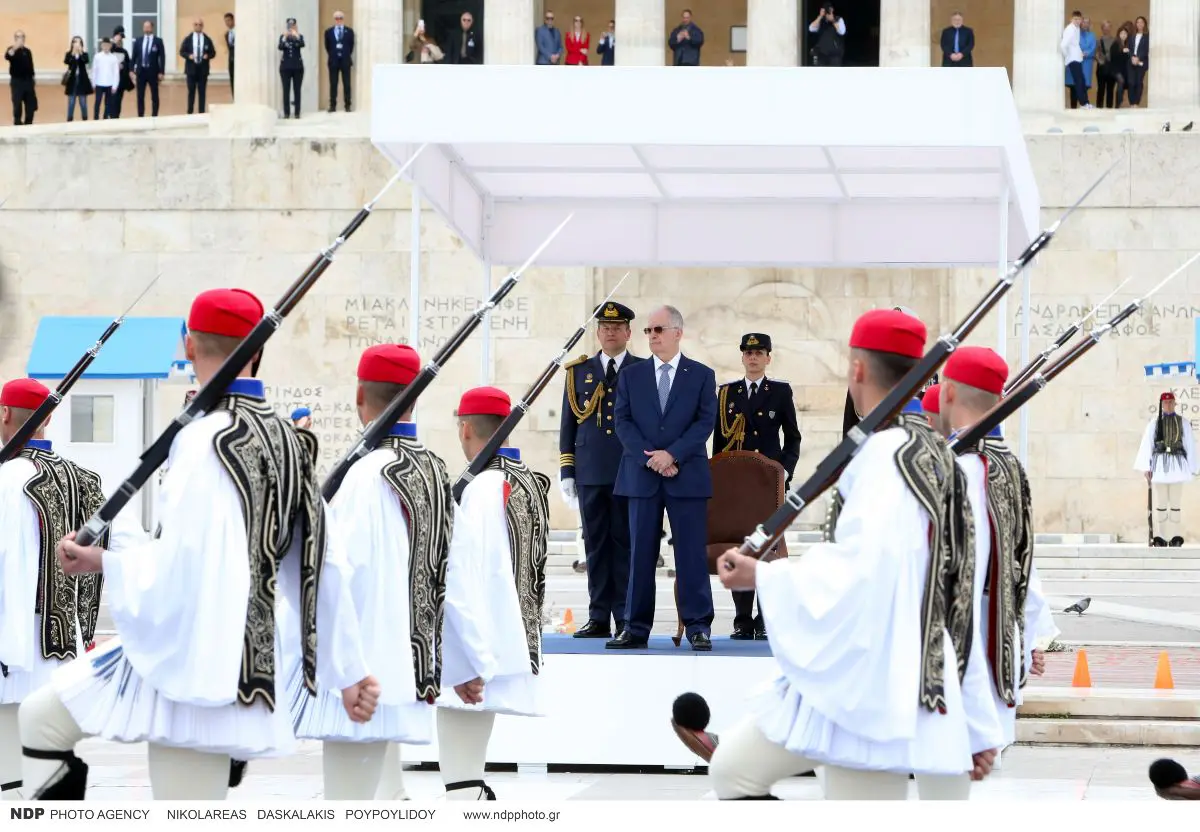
[0,131,1198,539]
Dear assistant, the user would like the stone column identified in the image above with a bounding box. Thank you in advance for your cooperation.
[210,0,280,135]
[1149,0,1200,110]
[354,0,404,111]
[485,0,536,64]
[747,0,799,66]
[878,0,931,66]
[1012,0,1065,111]
[615,0,665,66]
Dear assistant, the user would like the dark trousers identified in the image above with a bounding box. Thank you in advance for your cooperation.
[732,590,762,632]
[136,71,160,117]
[186,73,208,113]
[1128,65,1146,105]
[280,67,303,117]
[625,492,713,640]
[328,64,351,109]
[1067,61,1088,106]
[578,484,630,626]
[10,78,34,125]
[93,88,115,119]
[1096,69,1117,107]
[228,55,235,99]
[112,84,126,117]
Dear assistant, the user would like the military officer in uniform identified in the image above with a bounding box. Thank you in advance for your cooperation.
[559,301,646,638]
[712,333,801,640]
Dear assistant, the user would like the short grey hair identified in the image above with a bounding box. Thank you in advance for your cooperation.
[657,305,685,329]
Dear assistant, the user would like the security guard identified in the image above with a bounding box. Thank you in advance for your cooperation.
[712,333,801,640]
[559,301,645,638]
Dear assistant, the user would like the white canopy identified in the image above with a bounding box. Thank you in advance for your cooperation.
[371,65,1039,269]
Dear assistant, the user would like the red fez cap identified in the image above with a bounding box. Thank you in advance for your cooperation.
[358,344,420,385]
[458,386,511,418]
[921,384,941,414]
[943,346,1009,396]
[1,378,50,411]
[849,309,927,359]
[1162,391,1177,402]
[187,288,264,339]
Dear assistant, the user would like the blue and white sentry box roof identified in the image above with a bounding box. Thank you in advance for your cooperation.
[26,317,187,380]
[1144,362,1196,381]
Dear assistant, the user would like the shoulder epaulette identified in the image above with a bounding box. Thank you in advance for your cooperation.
[719,379,740,388]
[768,377,791,385]
[565,354,591,370]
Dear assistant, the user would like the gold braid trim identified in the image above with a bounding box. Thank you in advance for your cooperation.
[565,355,606,426]
[717,385,746,452]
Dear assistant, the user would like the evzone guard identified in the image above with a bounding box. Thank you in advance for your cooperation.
[708,309,993,799]
[0,380,107,800]
[438,387,551,801]
[18,288,381,800]
[1135,391,1197,547]
[287,344,453,800]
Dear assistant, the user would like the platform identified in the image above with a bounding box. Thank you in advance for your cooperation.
[402,634,774,767]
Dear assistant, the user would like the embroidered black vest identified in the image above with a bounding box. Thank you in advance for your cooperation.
[978,437,1034,703]
[378,435,454,703]
[209,392,326,711]
[18,447,107,660]
[484,456,551,675]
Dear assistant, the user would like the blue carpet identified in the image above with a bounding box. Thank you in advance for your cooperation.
[542,633,773,657]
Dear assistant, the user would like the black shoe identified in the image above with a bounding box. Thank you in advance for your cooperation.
[614,619,625,634]
[753,627,768,640]
[1171,536,1185,547]
[689,632,712,652]
[729,626,754,641]
[328,107,336,113]
[573,619,612,639]
[1154,536,1169,547]
[606,630,648,650]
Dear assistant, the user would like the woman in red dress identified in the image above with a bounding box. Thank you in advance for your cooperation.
[565,16,589,65]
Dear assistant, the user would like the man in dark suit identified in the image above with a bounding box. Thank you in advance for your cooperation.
[180,18,217,114]
[131,19,165,117]
[609,305,717,652]
[711,333,801,640]
[324,10,354,112]
[446,11,480,64]
[596,20,615,66]
[224,13,235,100]
[940,11,974,66]
[560,302,644,639]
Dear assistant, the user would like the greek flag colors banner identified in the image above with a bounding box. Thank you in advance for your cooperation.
[1144,362,1195,380]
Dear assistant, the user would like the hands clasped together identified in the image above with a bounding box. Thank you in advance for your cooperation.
[644,449,678,477]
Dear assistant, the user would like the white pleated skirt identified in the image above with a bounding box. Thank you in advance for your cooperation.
[0,649,62,706]
[51,637,296,760]
[285,658,434,744]
[436,672,544,718]
[754,631,973,776]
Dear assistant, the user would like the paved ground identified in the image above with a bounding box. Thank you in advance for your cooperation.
[1034,645,1200,688]
[69,743,1169,801]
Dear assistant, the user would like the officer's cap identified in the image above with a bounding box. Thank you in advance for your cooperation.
[595,301,634,324]
[740,333,772,352]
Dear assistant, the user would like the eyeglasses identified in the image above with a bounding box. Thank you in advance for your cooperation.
[643,326,680,335]
[546,15,554,21]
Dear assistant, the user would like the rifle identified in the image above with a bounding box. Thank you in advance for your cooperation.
[731,159,1121,560]
[73,148,426,547]
[451,273,631,503]
[0,272,161,464]
[320,213,575,501]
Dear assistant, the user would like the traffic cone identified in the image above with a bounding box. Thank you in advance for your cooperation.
[1155,651,1175,689]
[1071,649,1092,688]
[562,609,576,634]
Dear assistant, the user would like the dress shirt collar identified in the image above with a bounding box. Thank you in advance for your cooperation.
[598,350,627,370]
[652,352,681,373]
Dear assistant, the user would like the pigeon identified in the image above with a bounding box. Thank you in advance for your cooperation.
[1149,758,1200,799]
[1184,122,1195,132]
[1063,597,1091,615]
[1162,121,1172,132]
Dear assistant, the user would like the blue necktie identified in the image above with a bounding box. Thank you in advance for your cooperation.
[954,29,959,53]
[658,364,671,411]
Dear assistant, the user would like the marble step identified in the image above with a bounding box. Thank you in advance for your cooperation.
[1016,719,1200,746]
[1036,569,1200,582]
[1016,688,1200,746]
[1041,580,1200,597]
[1037,556,1200,570]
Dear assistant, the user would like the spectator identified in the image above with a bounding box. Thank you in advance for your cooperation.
[536,10,563,65]
[5,30,35,126]
[406,20,443,64]
[1061,10,1091,109]
[1065,16,1096,109]
[291,407,313,429]
[597,20,615,66]
[940,11,974,67]
[92,38,123,120]
[180,18,216,115]
[63,36,93,123]
[808,4,845,66]
[110,26,133,118]
[131,19,165,118]
[446,11,479,64]
[668,9,704,66]
[224,13,235,100]
[1128,15,1148,106]
[1095,20,1117,107]
[279,17,305,119]
[1108,23,1132,107]
[565,15,589,66]
[324,10,354,113]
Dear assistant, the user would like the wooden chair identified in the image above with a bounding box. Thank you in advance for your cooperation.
[671,451,790,646]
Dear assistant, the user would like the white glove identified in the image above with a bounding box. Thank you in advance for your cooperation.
[560,478,579,510]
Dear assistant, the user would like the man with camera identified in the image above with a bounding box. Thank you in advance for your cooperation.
[808,4,845,67]
[4,31,35,126]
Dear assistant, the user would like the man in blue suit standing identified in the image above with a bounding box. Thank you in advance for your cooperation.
[608,305,717,652]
